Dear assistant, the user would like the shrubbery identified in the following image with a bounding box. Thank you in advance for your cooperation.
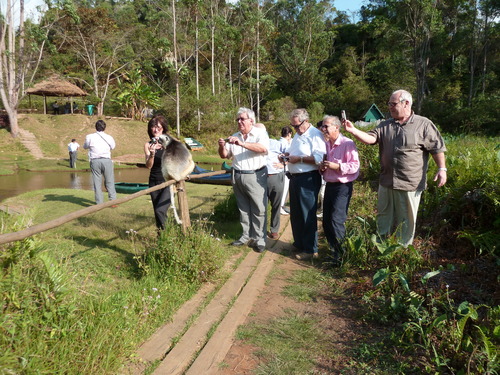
[341,134,500,373]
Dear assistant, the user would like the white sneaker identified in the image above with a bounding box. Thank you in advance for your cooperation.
[280,207,289,215]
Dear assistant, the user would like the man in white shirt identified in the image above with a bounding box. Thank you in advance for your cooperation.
[84,120,117,205]
[218,108,269,252]
[285,109,326,260]
[67,138,80,168]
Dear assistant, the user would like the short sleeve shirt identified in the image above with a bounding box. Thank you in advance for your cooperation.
[287,125,326,174]
[225,126,269,171]
[367,113,446,191]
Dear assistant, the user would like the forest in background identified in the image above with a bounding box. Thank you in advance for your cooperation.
[2,0,499,137]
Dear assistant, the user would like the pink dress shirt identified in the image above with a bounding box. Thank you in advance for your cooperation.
[322,133,360,184]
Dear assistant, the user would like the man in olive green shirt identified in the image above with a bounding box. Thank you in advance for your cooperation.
[344,89,447,246]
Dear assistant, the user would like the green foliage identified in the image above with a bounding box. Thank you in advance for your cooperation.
[212,191,239,222]
[282,269,327,302]
[423,135,500,257]
[236,312,323,375]
[143,220,226,284]
[0,185,233,374]
[350,222,499,374]
[112,69,161,120]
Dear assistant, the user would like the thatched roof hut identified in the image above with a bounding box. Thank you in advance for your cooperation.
[26,76,88,114]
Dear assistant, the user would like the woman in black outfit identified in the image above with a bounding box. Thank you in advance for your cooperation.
[144,115,171,230]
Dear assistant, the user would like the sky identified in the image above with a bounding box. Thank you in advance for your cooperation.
[20,0,367,21]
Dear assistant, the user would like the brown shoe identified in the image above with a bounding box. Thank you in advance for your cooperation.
[295,252,318,260]
[267,232,279,240]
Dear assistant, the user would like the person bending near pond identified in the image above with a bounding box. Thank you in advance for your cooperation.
[344,89,447,246]
[319,115,359,265]
[218,107,269,253]
[67,138,80,168]
[284,108,326,261]
[145,115,172,231]
[84,120,116,205]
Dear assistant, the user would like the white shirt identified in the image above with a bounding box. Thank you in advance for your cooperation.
[83,131,116,160]
[266,139,287,174]
[225,126,269,171]
[68,142,80,152]
[287,125,326,174]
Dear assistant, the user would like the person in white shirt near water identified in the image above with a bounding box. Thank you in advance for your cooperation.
[84,120,117,205]
[67,138,80,169]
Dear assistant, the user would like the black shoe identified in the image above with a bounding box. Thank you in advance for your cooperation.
[231,240,247,246]
[255,245,266,253]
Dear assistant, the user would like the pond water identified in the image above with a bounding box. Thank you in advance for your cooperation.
[0,167,150,203]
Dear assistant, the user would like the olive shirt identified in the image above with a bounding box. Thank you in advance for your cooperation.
[367,113,446,191]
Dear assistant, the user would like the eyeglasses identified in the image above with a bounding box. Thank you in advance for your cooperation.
[236,117,250,122]
[320,124,330,129]
[290,120,305,128]
[387,99,405,107]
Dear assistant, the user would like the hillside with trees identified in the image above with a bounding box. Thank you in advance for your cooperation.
[1,0,499,137]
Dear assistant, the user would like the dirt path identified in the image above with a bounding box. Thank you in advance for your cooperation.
[125,216,363,374]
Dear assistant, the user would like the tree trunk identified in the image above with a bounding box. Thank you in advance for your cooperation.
[210,4,216,96]
[195,11,201,132]
[172,0,181,137]
[0,0,20,137]
[468,0,478,106]
[256,0,260,122]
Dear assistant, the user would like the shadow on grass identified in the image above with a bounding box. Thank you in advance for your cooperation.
[42,193,95,206]
[69,234,142,279]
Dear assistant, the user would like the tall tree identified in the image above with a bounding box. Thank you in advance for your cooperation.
[268,0,335,106]
[54,6,130,116]
[0,0,48,137]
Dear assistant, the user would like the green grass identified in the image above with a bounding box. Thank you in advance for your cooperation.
[236,310,324,375]
[0,183,236,374]
[282,269,328,302]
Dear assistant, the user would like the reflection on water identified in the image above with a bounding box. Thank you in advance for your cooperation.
[0,168,150,202]
[70,173,82,189]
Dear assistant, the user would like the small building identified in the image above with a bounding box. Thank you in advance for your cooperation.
[363,103,385,122]
[26,76,88,115]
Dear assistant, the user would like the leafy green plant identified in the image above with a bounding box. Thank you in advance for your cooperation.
[112,69,161,121]
[144,219,226,283]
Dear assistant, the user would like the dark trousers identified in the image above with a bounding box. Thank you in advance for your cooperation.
[289,171,321,253]
[149,178,171,230]
[69,151,77,168]
[267,172,285,234]
[322,181,353,254]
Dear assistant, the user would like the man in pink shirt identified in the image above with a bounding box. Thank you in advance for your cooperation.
[319,115,360,266]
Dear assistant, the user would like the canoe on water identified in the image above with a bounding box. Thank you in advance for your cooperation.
[187,165,232,186]
[114,182,149,194]
[115,163,233,193]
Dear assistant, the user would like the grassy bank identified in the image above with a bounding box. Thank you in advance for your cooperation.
[0,183,240,374]
[0,114,227,175]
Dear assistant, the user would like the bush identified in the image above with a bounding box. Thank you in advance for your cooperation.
[144,220,226,283]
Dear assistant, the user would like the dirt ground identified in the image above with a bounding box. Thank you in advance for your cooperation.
[217,242,369,374]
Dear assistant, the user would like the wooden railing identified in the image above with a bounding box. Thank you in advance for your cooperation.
[0,170,229,245]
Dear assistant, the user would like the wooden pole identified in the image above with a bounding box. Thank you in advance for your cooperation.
[0,170,228,245]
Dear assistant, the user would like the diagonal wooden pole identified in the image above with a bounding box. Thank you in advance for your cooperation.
[0,170,228,245]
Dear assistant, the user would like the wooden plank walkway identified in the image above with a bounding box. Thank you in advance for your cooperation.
[125,216,292,374]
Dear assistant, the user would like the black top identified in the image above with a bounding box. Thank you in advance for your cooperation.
[149,148,166,185]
